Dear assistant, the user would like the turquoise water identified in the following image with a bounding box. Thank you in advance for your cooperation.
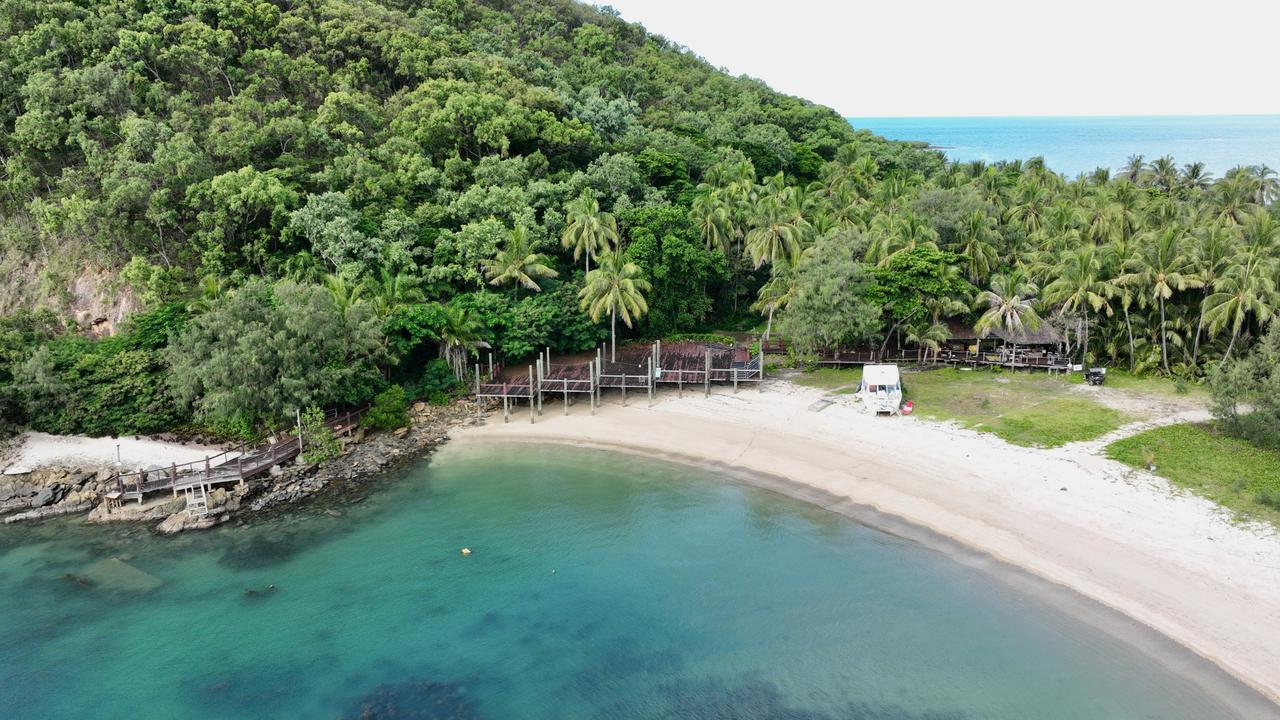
[853,115,1280,177]
[0,443,1273,719]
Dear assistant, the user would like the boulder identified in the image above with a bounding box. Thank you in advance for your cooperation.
[80,558,163,593]
[30,486,55,509]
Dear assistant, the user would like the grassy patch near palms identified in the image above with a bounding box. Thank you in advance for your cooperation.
[903,368,1128,448]
[1106,423,1280,525]
[790,367,863,393]
[1067,367,1207,400]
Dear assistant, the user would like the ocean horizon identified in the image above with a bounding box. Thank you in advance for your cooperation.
[851,114,1280,178]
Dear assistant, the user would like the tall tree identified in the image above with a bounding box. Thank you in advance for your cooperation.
[1117,226,1203,373]
[974,271,1042,345]
[561,192,619,273]
[483,226,558,298]
[578,250,651,361]
[1044,246,1111,365]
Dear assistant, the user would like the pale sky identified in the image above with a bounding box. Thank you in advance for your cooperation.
[599,0,1280,117]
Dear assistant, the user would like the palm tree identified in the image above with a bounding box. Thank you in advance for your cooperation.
[865,211,938,266]
[954,210,1000,284]
[974,272,1042,349]
[1201,254,1277,368]
[578,250,652,362]
[745,199,807,269]
[561,192,618,273]
[1044,246,1111,365]
[1102,236,1140,370]
[1148,155,1179,193]
[1122,155,1147,184]
[691,189,733,255]
[483,226,557,298]
[1117,226,1203,373]
[435,304,485,381]
[1188,224,1236,364]
[359,267,426,317]
[905,320,949,363]
[751,270,794,341]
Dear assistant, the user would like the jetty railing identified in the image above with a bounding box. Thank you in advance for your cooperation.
[110,405,369,503]
[474,339,766,422]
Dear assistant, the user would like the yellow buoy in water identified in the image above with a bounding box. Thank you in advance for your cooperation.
[460,548,472,556]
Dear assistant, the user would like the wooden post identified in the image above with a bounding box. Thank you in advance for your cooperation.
[205,455,211,477]
[678,366,683,398]
[733,366,738,393]
[296,408,304,456]
[647,356,654,406]
[503,393,509,423]
[622,371,627,407]
[171,463,178,497]
[529,365,536,424]
[704,348,711,397]
[758,346,765,391]
[536,358,544,415]
[590,358,597,415]
[488,352,494,379]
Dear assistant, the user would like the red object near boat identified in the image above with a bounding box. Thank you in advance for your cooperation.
[901,400,914,415]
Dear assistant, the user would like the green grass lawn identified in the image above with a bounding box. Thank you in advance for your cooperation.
[789,367,863,393]
[1067,367,1208,400]
[902,368,1129,448]
[1106,423,1280,525]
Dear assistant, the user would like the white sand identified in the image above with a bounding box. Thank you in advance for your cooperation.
[1,431,230,475]
[458,380,1280,704]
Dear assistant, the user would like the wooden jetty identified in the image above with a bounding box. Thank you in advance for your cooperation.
[474,340,765,422]
[109,407,366,515]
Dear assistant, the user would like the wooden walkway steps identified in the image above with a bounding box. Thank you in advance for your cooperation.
[111,407,367,507]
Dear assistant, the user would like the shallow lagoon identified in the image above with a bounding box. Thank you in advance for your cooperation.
[0,443,1272,719]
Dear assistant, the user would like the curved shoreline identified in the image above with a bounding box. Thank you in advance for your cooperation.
[453,384,1280,713]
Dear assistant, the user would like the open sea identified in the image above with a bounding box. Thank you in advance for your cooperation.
[852,115,1280,177]
[1,442,1273,719]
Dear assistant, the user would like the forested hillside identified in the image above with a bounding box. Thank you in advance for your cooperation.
[0,0,1276,441]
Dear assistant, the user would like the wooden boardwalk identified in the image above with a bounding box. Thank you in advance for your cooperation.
[111,407,366,509]
[761,339,1071,373]
[475,340,765,422]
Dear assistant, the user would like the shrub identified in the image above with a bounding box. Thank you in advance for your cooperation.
[363,385,410,430]
[666,333,735,346]
[300,406,341,464]
[406,359,460,406]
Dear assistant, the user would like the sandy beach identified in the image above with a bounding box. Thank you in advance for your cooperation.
[457,378,1280,705]
[1,431,230,475]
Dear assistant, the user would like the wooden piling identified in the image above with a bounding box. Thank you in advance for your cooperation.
[536,358,544,415]
[503,394,509,423]
[704,348,711,397]
[590,358,597,415]
[647,356,653,406]
[529,365,535,424]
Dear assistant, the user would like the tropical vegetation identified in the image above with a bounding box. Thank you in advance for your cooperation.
[0,0,1277,441]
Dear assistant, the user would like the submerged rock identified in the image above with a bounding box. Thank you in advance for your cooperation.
[80,557,163,594]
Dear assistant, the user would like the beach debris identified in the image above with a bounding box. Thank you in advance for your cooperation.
[807,398,834,413]
[460,547,472,556]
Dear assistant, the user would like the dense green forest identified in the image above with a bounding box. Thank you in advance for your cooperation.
[0,0,1276,441]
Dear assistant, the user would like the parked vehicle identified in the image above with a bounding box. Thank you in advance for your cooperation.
[857,364,904,415]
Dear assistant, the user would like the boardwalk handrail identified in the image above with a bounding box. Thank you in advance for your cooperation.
[110,405,369,489]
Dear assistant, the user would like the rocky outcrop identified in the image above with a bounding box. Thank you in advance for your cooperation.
[247,400,483,513]
[1,399,486,534]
